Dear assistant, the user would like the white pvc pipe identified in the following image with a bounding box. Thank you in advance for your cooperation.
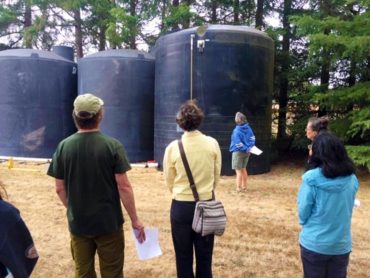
[130,162,158,168]
[0,156,158,168]
[190,34,195,100]
[0,156,51,163]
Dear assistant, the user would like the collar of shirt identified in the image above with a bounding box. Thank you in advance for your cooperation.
[182,130,202,137]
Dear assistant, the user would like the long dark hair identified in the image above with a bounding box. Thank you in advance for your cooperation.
[307,132,356,178]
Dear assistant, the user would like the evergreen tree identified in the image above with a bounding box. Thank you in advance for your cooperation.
[292,0,370,169]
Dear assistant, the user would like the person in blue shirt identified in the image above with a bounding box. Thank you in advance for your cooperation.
[229,112,255,192]
[0,182,39,278]
[297,132,359,278]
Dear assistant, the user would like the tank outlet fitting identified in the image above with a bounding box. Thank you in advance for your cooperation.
[197,39,209,53]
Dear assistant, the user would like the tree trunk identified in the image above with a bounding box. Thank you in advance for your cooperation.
[318,25,331,116]
[361,57,370,81]
[317,51,330,117]
[129,0,137,49]
[319,0,332,88]
[320,57,330,87]
[277,0,292,140]
[346,59,356,111]
[160,0,167,31]
[348,59,356,87]
[24,5,32,27]
[98,26,106,51]
[24,3,32,48]
[181,0,193,28]
[41,11,51,50]
[255,0,263,29]
[110,0,117,49]
[172,0,180,30]
[74,9,84,58]
[234,0,240,24]
[211,1,217,23]
[317,0,332,117]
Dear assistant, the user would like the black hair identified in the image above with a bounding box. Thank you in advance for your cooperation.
[307,132,356,178]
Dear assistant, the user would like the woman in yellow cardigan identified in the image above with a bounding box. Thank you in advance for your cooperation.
[163,100,221,278]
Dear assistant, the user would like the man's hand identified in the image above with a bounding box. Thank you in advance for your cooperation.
[132,219,146,243]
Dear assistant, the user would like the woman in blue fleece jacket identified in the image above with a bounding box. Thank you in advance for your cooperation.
[229,112,255,192]
[297,132,359,278]
[0,182,38,278]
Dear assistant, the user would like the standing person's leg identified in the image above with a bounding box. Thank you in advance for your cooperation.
[96,228,125,278]
[171,200,196,278]
[326,253,350,278]
[232,152,242,191]
[235,169,243,191]
[300,245,328,278]
[241,168,248,190]
[194,233,214,278]
[241,153,250,190]
[70,233,98,278]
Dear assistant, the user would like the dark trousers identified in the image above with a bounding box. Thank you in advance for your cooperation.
[300,245,350,278]
[171,200,214,278]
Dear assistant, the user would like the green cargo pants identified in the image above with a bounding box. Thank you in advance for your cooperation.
[70,227,124,278]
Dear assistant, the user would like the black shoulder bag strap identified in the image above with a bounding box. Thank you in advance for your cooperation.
[178,139,200,202]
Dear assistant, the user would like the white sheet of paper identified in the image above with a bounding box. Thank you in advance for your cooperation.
[132,228,162,260]
[250,146,263,155]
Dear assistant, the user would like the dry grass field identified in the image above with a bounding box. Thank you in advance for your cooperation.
[1,160,369,278]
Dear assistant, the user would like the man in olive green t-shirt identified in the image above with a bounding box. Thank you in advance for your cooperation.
[47,93,145,277]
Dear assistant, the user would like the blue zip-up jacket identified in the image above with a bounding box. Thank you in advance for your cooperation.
[0,200,38,277]
[297,168,359,255]
[229,123,255,153]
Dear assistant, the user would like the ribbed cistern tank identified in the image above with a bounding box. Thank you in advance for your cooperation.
[0,49,77,158]
[78,49,155,163]
[154,25,274,175]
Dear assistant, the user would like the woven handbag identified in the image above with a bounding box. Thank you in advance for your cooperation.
[178,139,226,236]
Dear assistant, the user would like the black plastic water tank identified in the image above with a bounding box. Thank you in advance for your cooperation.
[78,49,155,162]
[154,25,274,175]
[0,49,77,158]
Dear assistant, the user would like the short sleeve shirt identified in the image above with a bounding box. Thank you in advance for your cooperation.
[47,131,131,235]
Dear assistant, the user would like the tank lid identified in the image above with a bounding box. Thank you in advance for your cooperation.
[205,24,269,36]
[82,49,154,60]
[0,48,75,63]
[157,24,273,43]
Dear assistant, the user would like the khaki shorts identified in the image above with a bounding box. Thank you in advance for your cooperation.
[232,151,250,170]
[70,227,124,277]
